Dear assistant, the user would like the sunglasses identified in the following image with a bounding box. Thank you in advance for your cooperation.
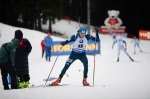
[80,30,86,34]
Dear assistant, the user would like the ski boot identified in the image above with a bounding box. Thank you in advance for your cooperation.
[83,77,89,86]
[129,57,134,61]
[24,81,29,88]
[19,82,24,88]
[51,77,62,86]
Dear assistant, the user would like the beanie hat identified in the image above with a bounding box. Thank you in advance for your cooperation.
[15,30,23,40]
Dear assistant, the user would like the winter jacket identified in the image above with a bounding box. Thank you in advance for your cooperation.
[41,40,46,50]
[44,37,53,47]
[0,39,20,64]
[14,38,32,75]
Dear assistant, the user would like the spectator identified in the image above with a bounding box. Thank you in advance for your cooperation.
[44,33,53,61]
[41,37,46,58]
[13,30,32,88]
[0,36,20,90]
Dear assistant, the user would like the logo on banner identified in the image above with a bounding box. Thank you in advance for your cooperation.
[139,30,150,39]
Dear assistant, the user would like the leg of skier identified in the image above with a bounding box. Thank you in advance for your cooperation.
[134,44,136,54]
[117,48,121,62]
[78,53,89,86]
[137,44,142,52]
[122,48,134,61]
[51,52,77,86]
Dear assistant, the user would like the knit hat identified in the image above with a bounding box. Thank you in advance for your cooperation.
[15,30,23,40]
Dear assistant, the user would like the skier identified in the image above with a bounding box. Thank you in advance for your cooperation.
[51,27,100,86]
[131,36,142,54]
[112,36,134,62]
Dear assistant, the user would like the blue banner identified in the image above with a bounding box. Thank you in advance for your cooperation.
[51,40,101,56]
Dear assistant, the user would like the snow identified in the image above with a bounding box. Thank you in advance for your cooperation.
[0,20,150,99]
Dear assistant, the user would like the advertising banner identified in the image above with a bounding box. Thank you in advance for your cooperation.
[139,30,150,40]
[100,26,126,34]
[51,40,101,56]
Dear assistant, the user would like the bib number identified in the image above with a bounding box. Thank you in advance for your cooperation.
[78,44,83,48]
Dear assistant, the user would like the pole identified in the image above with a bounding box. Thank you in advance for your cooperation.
[76,16,81,28]
[44,47,63,86]
[93,26,98,86]
[87,0,90,34]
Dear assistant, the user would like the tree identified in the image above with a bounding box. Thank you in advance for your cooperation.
[41,0,68,34]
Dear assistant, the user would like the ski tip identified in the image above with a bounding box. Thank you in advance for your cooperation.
[83,85,94,87]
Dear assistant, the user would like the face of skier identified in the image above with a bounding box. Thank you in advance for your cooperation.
[80,33,86,38]
[118,36,122,41]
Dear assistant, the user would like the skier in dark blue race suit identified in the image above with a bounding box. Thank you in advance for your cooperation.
[51,27,100,86]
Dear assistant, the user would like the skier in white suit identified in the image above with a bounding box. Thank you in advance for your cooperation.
[112,36,134,62]
[131,36,142,54]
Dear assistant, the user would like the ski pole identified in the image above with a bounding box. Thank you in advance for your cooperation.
[44,46,63,86]
[76,16,81,28]
[93,26,98,86]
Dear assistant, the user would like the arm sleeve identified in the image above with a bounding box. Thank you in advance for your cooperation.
[123,40,127,47]
[112,41,117,47]
[51,38,54,46]
[26,39,32,54]
[9,45,16,64]
[64,35,76,44]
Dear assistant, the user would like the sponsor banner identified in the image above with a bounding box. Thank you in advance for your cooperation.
[51,40,100,55]
[100,26,126,34]
[139,30,150,40]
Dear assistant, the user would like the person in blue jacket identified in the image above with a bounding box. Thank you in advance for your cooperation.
[44,33,53,61]
[51,27,100,86]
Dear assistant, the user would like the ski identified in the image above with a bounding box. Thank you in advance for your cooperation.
[85,85,94,87]
[29,84,93,88]
[111,60,140,63]
[29,84,67,88]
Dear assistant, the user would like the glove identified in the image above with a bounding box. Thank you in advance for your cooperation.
[61,42,66,46]
[125,48,127,51]
[112,47,113,49]
[95,26,99,33]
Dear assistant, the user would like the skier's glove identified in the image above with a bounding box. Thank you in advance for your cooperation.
[112,47,113,49]
[61,42,66,46]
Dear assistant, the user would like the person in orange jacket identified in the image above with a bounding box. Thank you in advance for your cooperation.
[41,37,46,58]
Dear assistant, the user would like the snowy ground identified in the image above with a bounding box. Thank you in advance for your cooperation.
[0,20,150,99]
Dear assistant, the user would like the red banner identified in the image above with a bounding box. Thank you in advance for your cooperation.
[100,26,126,34]
[139,30,150,40]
